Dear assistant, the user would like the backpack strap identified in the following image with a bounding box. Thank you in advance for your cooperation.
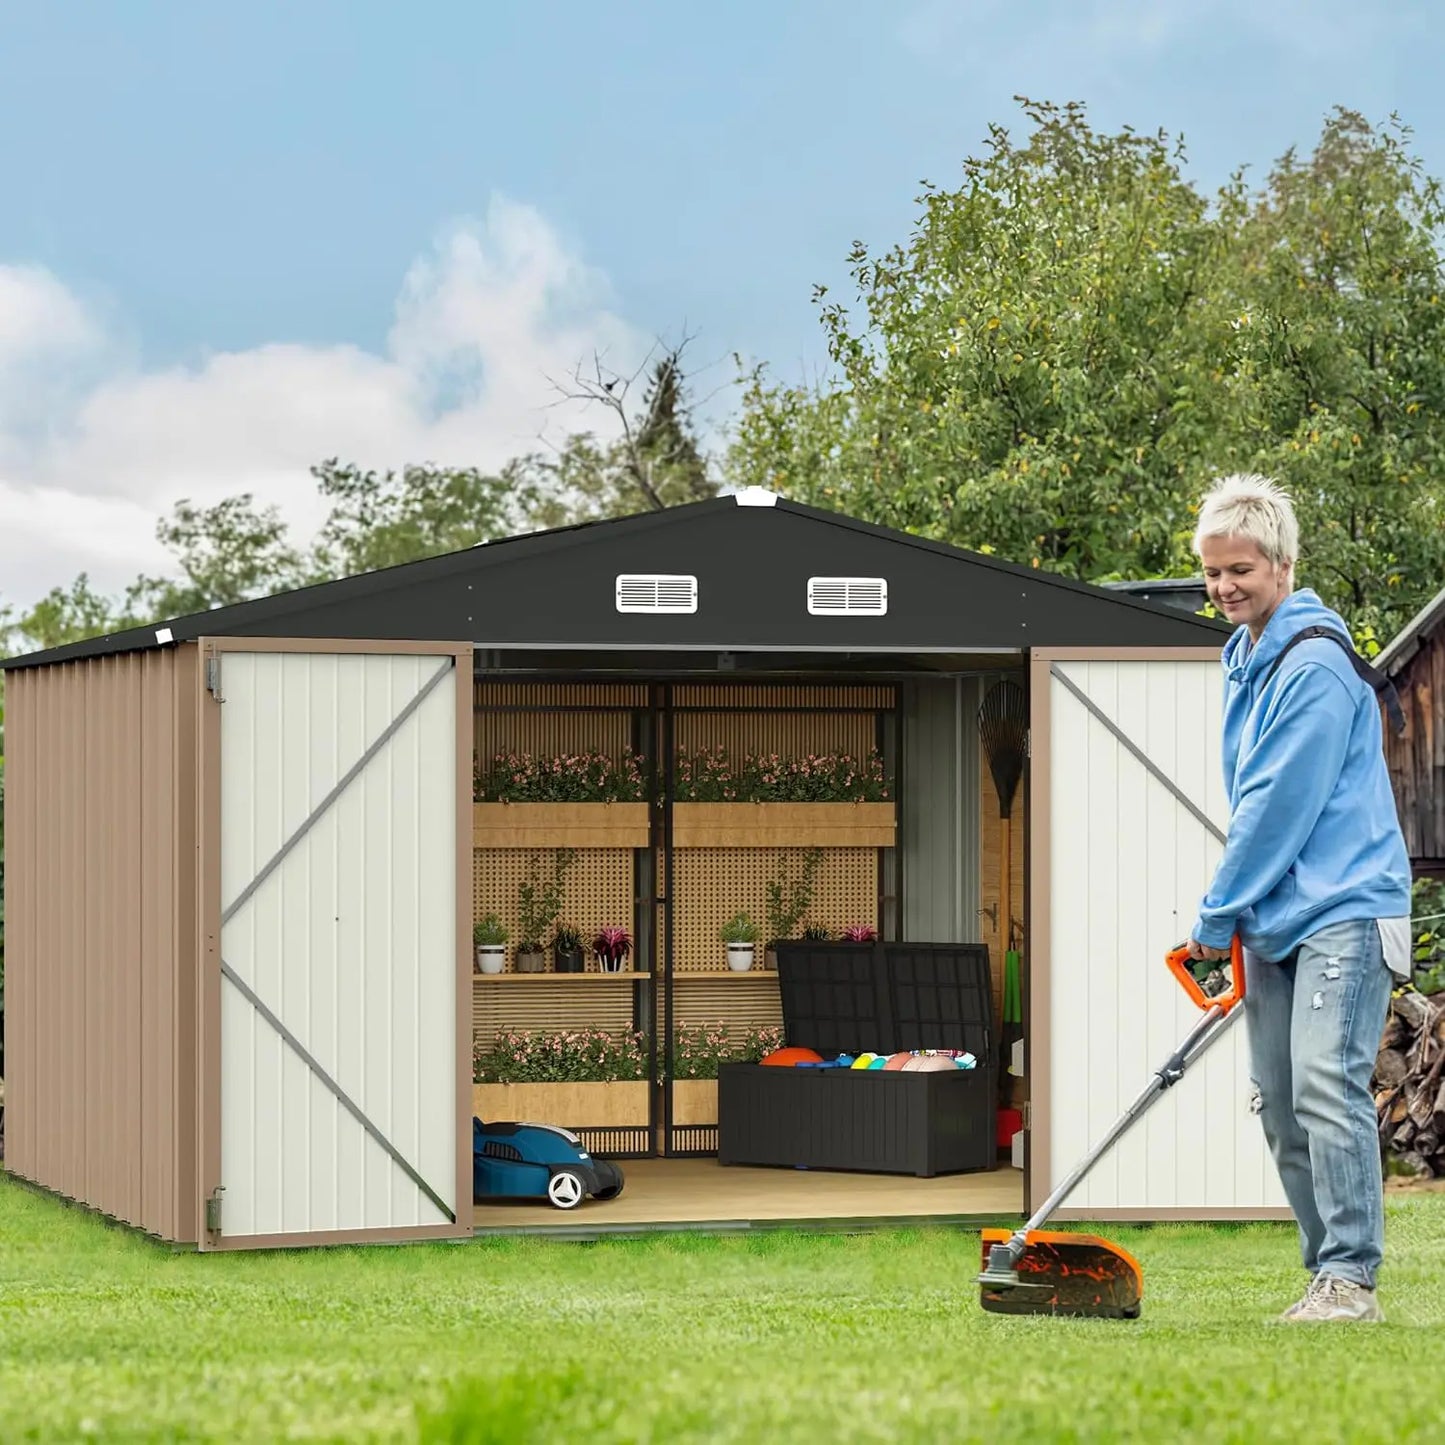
[1261,625,1406,736]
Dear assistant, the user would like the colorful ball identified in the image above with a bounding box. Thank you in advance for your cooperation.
[761,1046,824,1067]
[850,1052,878,1070]
[883,1052,913,1071]
[867,1056,888,1069]
[904,1054,958,1072]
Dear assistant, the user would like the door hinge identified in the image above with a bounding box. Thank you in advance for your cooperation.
[205,1185,225,1235]
[1022,1100,1032,1130]
[205,657,224,702]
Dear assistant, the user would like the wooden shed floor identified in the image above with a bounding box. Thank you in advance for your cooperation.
[470,1157,1024,1235]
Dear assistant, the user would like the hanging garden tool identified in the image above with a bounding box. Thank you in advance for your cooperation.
[976,936,1245,1319]
[978,679,1027,960]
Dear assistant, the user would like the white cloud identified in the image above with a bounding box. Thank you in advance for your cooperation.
[0,196,646,616]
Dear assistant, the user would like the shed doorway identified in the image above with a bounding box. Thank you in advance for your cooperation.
[467,664,1028,1231]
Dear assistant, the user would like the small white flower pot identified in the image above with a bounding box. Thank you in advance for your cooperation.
[726,943,755,972]
[476,945,505,975]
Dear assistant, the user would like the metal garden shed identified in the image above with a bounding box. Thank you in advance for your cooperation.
[1,487,1289,1249]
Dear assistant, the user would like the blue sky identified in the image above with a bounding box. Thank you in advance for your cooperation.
[1,0,1439,611]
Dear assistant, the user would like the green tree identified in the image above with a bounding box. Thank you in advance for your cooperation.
[729,100,1445,636]
[1222,112,1445,634]
[522,345,720,528]
[305,459,537,580]
[128,494,306,619]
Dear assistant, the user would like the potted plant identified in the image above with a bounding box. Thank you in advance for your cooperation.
[553,923,585,974]
[842,922,878,944]
[473,914,507,974]
[803,924,831,941]
[592,925,633,974]
[764,847,823,968]
[516,849,576,973]
[721,912,759,971]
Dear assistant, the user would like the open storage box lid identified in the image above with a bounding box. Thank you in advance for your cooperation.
[772,941,993,1063]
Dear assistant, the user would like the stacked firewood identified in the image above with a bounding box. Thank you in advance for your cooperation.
[1374,988,1445,1178]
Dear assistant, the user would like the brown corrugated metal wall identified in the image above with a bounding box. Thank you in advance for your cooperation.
[4,644,201,1242]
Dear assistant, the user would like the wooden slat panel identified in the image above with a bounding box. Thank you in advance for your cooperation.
[673,685,895,709]
[473,682,645,794]
[472,979,637,1053]
[475,683,648,708]
[665,976,783,1035]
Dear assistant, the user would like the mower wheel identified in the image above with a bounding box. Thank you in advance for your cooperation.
[547,1170,586,1210]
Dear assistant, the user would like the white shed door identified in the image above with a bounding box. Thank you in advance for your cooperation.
[1032,651,1288,1218]
[216,648,464,1241]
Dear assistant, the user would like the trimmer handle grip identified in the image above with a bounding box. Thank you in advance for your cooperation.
[1166,936,1245,1014]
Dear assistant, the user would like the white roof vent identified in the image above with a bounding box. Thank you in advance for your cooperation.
[807,577,888,616]
[616,574,698,614]
[733,486,778,507]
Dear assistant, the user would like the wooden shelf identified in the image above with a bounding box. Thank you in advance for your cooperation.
[672,970,781,979]
[473,971,649,983]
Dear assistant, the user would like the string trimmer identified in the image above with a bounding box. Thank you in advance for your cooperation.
[977,936,1245,1319]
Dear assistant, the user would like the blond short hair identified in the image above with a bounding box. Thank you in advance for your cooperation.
[1192,473,1299,568]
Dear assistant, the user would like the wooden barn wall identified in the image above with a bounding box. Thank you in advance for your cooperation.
[1385,633,1445,870]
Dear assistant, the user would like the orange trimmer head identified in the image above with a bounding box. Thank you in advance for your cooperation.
[978,1229,1142,1318]
[977,937,1244,1319]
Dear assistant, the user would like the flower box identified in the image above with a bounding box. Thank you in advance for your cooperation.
[670,1079,718,1126]
[472,802,651,849]
[471,1081,650,1129]
[671,801,896,848]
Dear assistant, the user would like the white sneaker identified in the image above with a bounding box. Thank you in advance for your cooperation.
[1278,1274,1320,1320]
[1285,1273,1384,1323]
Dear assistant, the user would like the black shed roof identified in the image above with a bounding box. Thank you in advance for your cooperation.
[2,491,1228,671]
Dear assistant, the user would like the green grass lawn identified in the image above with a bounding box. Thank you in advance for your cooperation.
[2,1174,1443,1443]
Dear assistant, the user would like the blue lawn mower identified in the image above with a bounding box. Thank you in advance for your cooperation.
[472,1117,626,1210]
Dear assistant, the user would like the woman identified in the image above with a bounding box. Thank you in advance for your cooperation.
[1186,473,1412,1323]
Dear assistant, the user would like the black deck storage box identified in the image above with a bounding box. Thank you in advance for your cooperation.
[717,941,997,1177]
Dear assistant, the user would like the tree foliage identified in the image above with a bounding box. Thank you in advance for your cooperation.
[729,100,1445,636]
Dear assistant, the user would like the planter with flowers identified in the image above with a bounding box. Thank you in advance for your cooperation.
[670,1022,784,1125]
[592,925,633,974]
[473,751,651,848]
[671,748,895,847]
[472,1026,649,1130]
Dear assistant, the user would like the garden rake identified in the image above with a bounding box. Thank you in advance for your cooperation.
[977,936,1245,1319]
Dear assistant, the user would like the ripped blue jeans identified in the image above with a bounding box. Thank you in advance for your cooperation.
[1244,918,1393,1289]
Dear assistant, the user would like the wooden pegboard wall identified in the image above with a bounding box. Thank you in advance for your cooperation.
[670,846,877,974]
[472,847,633,970]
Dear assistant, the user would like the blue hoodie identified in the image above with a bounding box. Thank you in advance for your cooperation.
[1191,588,1411,962]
